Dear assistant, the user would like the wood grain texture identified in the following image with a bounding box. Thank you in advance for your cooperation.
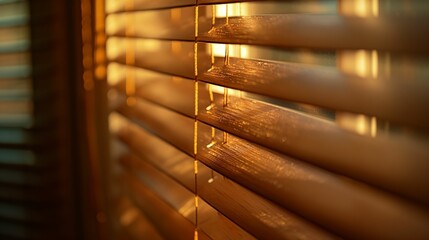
[199,96,429,205]
[197,163,339,240]
[199,15,429,52]
[115,115,335,239]
[116,78,429,205]
[198,134,429,240]
[115,97,429,239]
[199,57,429,129]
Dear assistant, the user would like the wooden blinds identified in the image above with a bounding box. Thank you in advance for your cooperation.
[105,1,429,239]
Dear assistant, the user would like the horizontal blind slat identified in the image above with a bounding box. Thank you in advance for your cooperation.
[106,7,195,41]
[107,39,213,79]
[110,48,195,79]
[117,99,195,156]
[199,57,429,129]
[113,76,203,118]
[106,0,194,14]
[198,15,429,51]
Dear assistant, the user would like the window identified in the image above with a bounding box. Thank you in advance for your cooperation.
[105,1,429,239]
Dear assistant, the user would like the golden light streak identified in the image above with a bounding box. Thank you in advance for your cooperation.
[194,80,199,116]
[372,0,379,16]
[194,160,198,174]
[193,120,198,155]
[355,114,368,135]
[125,39,135,106]
[355,50,368,77]
[212,5,216,27]
[340,0,379,17]
[223,88,229,107]
[370,117,377,138]
[193,6,199,239]
[210,44,214,66]
[371,50,378,78]
[240,45,249,58]
[194,6,198,38]
[223,131,228,144]
[215,4,227,17]
[226,3,229,24]
[205,84,214,111]
[224,44,230,65]
[215,4,241,18]
[194,230,198,240]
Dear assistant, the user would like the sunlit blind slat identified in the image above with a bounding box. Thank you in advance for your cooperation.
[106,8,195,41]
[108,38,204,79]
[106,0,195,14]
[199,56,429,128]
[198,15,429,52]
